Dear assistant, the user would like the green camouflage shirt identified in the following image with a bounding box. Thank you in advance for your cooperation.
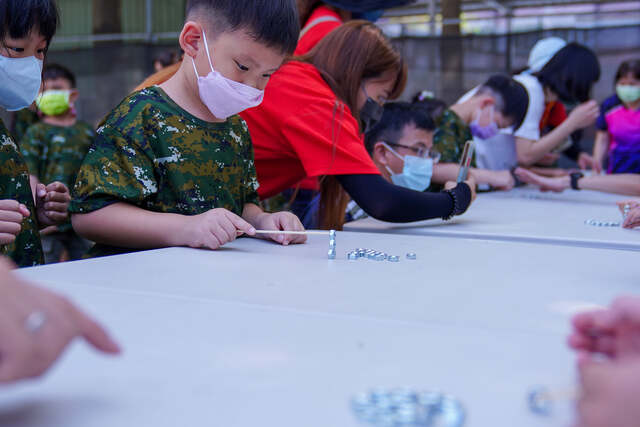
[11,108,39,143]
[433,109,475,165]
[21,121,94,233]
[70,86,261,258]
[0,119,44,267]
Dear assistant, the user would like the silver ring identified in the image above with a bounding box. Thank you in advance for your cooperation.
[24,311,47,334]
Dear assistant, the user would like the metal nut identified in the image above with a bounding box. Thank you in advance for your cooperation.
[388,255,400,263]
[406,253,417,260]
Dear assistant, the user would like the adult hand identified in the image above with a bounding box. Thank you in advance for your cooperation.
[537,152,560,167]
[622,207,640,229]
[0,257,120,383]
[184,208,256,250]
[35,182,71,227]
[568,296,640,360]
[576,358,640,427]
[0,200,30,245]
[514,168,569,192]
[489,170,515,191]
[578,152,596,170]
[567,100,599,131]
[252,212,307,245]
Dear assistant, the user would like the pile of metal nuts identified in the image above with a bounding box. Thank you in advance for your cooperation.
[351,388,465,427]
[346,249,416,262]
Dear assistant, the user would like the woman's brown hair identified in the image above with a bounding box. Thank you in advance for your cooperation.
[298,20,407,230]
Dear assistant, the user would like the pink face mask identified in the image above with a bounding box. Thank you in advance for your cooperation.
[192,31,264,120]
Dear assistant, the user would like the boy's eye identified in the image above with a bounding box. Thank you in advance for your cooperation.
[234,60,249,72]
[9,47,25,53]
[262,74,272,79]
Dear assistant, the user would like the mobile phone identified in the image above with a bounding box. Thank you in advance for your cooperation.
[457,140,475,183]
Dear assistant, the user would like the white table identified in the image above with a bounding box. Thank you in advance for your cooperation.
[491,186,625,206]
[344,193,640,251]
[6,233,638,426]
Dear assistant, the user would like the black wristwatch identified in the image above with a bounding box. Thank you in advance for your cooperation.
[570,172,584,190]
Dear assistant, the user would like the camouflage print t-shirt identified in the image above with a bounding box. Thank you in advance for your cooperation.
[70,86,261,258]
[21,121,95,232]
[433,109,475,165]
[0,119,44,267]
[11,108,39,142]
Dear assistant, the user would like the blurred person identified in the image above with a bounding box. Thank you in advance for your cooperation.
[153,49,178,72]
[0,255,120,383]
[459,39,601,172]
[592,59,640,174]
[20,64,93,263]
[0,0,71,267]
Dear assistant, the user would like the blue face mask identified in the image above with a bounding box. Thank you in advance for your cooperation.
[0,55,43,111]
[383,143,434,192]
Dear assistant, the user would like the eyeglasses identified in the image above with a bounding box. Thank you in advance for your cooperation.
[384,141,441,162]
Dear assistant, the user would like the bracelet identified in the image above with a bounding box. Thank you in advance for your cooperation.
[442,189,458,221]
[570,172,584,190]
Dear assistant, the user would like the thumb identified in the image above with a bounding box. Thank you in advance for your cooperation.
[36,183,47,198]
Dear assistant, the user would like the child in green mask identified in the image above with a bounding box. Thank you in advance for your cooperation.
[592,59,640,174]
[20,63,94,263]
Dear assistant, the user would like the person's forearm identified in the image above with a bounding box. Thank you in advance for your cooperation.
[593,131,609,161]
[579,175,640,196]
[516,120,576,166]
[432,163,460,184]
[71,202,188,249]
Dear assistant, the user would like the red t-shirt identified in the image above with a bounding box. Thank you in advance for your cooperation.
[294,6,343,56]
[240,61,380,199]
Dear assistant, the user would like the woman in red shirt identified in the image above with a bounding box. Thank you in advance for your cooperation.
[241,21,474,229]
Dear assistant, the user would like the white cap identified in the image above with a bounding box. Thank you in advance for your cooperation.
[526,37,567,73]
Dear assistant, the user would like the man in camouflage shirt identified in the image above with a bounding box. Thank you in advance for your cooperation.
[70,86,304,258]
[0,119,44,267]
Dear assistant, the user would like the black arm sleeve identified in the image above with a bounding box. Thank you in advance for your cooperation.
[336,174,472,223]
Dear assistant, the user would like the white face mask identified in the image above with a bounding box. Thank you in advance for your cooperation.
[192,31,265,120]
[0,55,43,111]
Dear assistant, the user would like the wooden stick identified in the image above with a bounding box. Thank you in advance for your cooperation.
[237,230,331,236]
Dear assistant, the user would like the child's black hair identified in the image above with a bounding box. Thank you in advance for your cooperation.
[43,63,76,88]
[0,0,59,47]
[534,42,600,104]
[477,74,529,131]
[186,0,300,55]
[412,94,448,123]
[615,59,640,84]
[364,102,435,154]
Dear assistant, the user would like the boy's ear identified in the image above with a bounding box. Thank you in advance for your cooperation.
[179,21,203,59]
[69,89,79,103]
[481,95,496,109]
[372,142,389,165]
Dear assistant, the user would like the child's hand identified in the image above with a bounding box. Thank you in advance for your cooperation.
[254,212,306,245]
[186,208,256,250]
[35,182,71,227]
[0,200,30,245]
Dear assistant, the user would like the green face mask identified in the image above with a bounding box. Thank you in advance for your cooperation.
[616,84,640,104]
[36,90,71,116]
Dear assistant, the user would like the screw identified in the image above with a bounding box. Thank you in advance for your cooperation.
[406,253,417,260]
[388,255,400,263]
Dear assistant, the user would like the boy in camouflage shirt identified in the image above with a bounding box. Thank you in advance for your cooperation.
[21,64,93,263]
[70,0,305,258]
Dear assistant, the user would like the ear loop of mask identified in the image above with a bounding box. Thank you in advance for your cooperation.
[191,30,215,77]
[381,142,404,176]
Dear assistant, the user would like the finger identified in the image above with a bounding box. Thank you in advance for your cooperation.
[43,212,69,222]
[36,183,47,199]
[224,211,256,236]
[71,306,121,355]
[43,202,69,213]
[0,209,24,223]
[0,221,22,235]
[217,220,237,244]
[45,182,69,195]
[0,233,17,245]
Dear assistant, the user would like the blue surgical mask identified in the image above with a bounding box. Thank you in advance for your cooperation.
[469,106,499,140]
[383,143,433,192]
[0,55,43,111]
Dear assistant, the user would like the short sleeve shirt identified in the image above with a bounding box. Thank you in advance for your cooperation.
[433,109,475,165]
[70,86,260,257]
[240,61,380,199]
[596,94,623,131]
[0,119,43,267]
[512,74,545,141]
[10,108,39,142]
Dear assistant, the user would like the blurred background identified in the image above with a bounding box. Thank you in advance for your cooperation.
[1,0,638,130]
